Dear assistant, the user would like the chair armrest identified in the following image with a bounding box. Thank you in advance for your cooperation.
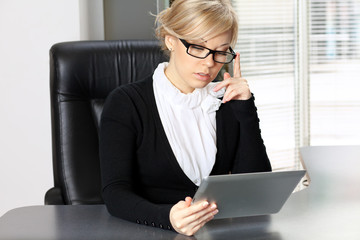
[45,187,65,205]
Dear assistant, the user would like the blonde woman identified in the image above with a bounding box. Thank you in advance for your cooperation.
[100,0,271,236]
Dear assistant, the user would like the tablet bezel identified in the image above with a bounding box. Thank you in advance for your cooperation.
[192,170,306,219]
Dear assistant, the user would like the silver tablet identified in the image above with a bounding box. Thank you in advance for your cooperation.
[192,170,306,219]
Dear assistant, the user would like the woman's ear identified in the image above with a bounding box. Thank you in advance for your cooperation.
[165,35,176,52]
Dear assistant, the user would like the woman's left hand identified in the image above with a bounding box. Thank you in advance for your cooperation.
[213,53,251,103]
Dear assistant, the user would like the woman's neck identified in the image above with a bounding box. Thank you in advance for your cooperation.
[164,65,195,94]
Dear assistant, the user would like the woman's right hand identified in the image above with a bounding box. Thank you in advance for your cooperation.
[170,197,218,236]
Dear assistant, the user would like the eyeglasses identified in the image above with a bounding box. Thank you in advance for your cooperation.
[179,39,236,64]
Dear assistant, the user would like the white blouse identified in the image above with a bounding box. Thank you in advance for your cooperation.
[153,62,225,186]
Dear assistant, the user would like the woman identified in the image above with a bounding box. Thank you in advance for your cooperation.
[99,0,271,236]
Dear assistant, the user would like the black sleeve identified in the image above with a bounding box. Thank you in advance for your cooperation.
[229,94,272,173]
[99,87,173,231]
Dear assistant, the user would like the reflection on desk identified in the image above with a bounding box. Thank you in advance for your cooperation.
[0,146,359,240]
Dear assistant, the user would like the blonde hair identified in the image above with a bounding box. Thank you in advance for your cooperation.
[155,0,238,53]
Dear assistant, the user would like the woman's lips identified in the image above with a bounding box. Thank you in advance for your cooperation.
[194,72,211,81]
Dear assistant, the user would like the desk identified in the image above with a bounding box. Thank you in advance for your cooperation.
[1,146,359,240]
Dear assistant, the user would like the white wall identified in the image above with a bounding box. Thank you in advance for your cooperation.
[0,0,81,217]
[0,0,159,217]
[79,0,105,40]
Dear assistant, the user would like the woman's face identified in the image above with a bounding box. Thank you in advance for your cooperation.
[165,31,232,94]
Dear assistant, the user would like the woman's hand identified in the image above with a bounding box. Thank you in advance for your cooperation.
[213,53,251,103]
[170,197,218,236]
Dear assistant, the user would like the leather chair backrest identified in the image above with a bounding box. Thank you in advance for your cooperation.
[49,40,168,204]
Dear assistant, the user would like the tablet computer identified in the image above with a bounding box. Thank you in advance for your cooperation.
[192,170,306,219]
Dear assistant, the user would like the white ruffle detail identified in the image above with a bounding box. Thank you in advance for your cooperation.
[152,62,225,186]
[201,84,225,113]
[153,62,225,111]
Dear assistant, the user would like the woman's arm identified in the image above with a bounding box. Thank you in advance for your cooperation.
[228,96,272,173]
[99,87,173,230]
[100,85,220,236]
[213,52,271,173]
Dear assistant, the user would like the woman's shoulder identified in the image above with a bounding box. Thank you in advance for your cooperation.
[110,75,153,99]
[102,75,155,116]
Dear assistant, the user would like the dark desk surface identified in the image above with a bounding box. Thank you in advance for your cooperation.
[1,145,360,240]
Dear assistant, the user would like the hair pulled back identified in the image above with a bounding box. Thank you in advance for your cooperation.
[155,0,238,52]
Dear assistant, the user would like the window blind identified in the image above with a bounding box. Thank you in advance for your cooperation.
[231,0,299,170]
[309,0,360,145]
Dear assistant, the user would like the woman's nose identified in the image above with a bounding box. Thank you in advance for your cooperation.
[202,53,215,67]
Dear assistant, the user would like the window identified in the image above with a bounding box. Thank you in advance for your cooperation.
[232,0,360,170]
[309,0,360,145]
[232,0,299,170]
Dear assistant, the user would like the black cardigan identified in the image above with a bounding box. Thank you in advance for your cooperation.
[99,76,271,231]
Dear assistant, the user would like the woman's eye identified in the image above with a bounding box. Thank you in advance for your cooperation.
[191,46,206,51]
[217,52,228,56]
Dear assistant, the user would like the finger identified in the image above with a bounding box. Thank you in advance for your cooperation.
[224,72,231,80]
[173,203,217,236]
[185,207,218,234]
[172,204,211,234]
[223,88,238,103]
[222,82,237,102]
[183,218,208,237]
[185,197,192,206]
[213,78,231,92]
[223,83,241,103]
[192,208,218,229]
[187,203,217,224]
[222,89,232,103]
[182,200,210,218]
[224,83,251,102]
[213,82,225,92]
[233,53,242,78]
[185,214,215,236]
[213,72,231,92]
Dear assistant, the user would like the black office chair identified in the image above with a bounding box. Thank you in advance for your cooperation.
[45,40,168,205]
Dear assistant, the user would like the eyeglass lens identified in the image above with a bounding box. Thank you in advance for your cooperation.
[187,45,233,63]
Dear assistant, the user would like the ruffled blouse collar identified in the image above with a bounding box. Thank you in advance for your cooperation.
[153,62,225,113]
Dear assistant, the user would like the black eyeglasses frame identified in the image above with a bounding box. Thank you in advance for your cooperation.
[179,39,236,64]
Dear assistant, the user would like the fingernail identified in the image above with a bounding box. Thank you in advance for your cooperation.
[213,209,219,215]
[202,201,209,207]
[211,204,217,209]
